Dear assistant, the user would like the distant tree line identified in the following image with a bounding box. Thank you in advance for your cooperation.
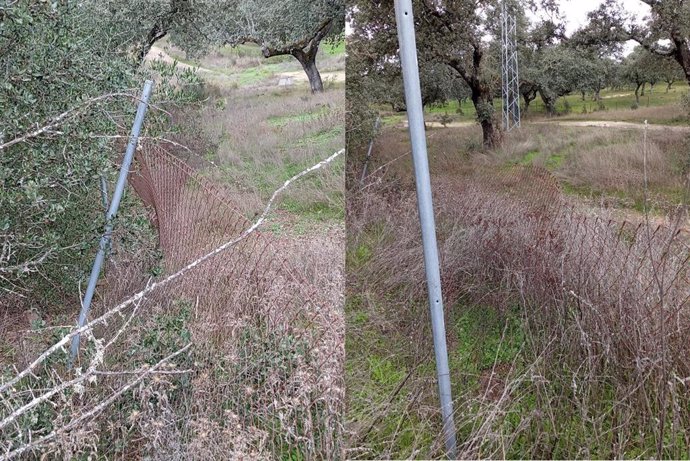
[347,0,688,149]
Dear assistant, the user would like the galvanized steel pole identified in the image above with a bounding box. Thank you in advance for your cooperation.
[393,1,458,457]
[69,80,154,366]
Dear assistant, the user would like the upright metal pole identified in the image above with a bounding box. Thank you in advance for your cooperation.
[393,1,457,458]
[69,80,154,366]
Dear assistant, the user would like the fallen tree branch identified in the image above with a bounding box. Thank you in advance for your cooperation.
[0,92,139,152]
[1,343,192,460]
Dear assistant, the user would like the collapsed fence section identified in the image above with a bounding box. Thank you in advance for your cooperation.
[1,142,344,460]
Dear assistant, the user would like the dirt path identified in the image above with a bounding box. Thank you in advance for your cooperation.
[279,69,345,84]
[400,119,690,131]
[533,120,690,132]
[402,120,475,129]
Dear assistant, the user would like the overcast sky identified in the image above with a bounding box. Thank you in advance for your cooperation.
[558,0,648,34]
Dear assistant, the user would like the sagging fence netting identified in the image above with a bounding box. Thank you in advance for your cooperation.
[1,141,344,460]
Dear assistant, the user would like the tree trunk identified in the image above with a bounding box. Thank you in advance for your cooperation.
[666,81,673,92]
[539,91,557,116]
[456,99,464,114]
[641,82,646,96]
[137,24,167,63]
[521,87,537,114]
[448,48,499,148]
[470,85,499,148]
[292,49,323,93]
[581,91,586,101]
[669,35,690,86]
[635,83,642,104]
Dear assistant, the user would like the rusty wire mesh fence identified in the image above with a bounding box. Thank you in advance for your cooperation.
[1,141,343,460]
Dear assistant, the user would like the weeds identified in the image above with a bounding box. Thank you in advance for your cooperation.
[347,121,690,458]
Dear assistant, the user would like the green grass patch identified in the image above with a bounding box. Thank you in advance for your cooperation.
[380,113,407,127]
[345,311,437,457]
[545,152,566,169]
[416,87,686,122]
[292,126,343,147]
[268,107,329,127]
[519,150,540,166]
[449,304,524,392]
[280,194,344,222]
[235,65,275,85]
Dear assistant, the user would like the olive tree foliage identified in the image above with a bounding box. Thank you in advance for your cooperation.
[0,1,196,308]
[90,0,200,63]
[518,22,558,113]
[530,46,600,114]
[620,46,682,102]
[348,0,559,148]
[519,19,615,114]
[657,53,686,91]
[577,0,690,86]
[368,60,471,111]
[623,46,654,101]
[173,0,345,92]
[629,45,684,93]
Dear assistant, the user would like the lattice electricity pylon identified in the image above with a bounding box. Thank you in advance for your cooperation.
[501,1,521,131]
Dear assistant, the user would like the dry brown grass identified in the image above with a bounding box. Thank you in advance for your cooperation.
[372,122,689,216]
[176,84,345,219]
[347,121,690,458]
[559,103,687,123]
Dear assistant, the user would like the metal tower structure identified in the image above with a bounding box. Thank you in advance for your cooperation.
[501,1,521,131]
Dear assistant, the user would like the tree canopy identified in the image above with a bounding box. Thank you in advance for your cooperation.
[174,0,345,92]
[577,0,690,85]
[347,0,563,148]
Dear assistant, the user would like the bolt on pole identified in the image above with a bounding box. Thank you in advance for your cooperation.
[393,1,458,458]
[69,80,154,367]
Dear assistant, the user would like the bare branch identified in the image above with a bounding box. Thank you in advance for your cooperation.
[1,344,192,461]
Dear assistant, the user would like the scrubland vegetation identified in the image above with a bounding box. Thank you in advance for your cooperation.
[1,1,344,459]
[346,0,690,459]
[347,120,690,459]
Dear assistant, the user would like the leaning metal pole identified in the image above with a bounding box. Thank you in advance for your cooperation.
[360,116,381,184]
[393,1,458,457]
[69,80,154,367]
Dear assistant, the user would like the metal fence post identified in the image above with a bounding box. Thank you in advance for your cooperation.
[360,116,381,184]
[393,1,458,458]
[69,80,154,367]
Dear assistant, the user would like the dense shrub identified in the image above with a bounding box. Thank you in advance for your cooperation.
[0,2,140,306]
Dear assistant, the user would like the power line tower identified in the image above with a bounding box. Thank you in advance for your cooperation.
[501,1,521,131]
